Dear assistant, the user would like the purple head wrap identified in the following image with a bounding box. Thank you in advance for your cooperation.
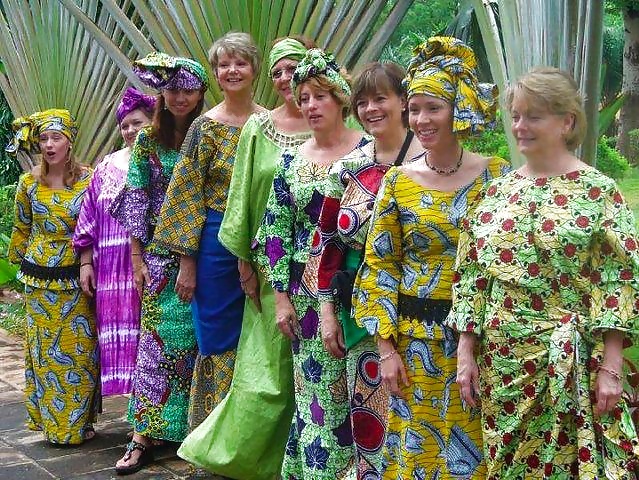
[132,52,209,92]
[116,87,157,124]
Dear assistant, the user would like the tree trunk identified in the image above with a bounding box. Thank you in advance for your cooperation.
[617,6,639,163]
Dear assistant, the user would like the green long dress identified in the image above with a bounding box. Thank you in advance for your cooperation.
[178,111,309,479]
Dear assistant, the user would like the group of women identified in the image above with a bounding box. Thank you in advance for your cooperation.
[6,28,639,480]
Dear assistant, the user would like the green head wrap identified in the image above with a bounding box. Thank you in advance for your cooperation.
[268,38,307,73]
[291,49,351,101]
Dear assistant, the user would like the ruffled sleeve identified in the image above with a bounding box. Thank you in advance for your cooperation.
[155,117,207,256]
[8,173,33,264]
[256,151,295,292]
[218,115,259,261]
[109,127,153,244]
[587,185,639,337]
[73,160,104,252]
[353,170,402,340]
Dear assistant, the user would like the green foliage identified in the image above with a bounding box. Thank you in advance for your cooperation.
[601,15,624,105]
[0,183,18,290]
[0,300,25,337]
[463,118,511,161]
[598,136,631,179]
[379,0,458,66]
[0,91,19,186]
[628,129,639,164]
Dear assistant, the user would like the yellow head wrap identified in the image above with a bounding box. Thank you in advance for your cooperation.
[6,108,77,155]
[404,36,497,136]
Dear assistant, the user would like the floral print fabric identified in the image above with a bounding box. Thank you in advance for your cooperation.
[447,167,639,479]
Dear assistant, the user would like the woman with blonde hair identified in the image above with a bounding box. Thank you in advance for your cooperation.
[111,52,208,475]
[353,37,510,479]
[178,35,313,480]
[257,48,365,479]
[448,66,639,479]
[7,109,99,445]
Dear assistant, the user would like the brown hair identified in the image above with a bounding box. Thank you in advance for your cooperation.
[504,67,587,151]
[351,62,408,127]
[208,32,261,76]
[295,72,352,120]
[151,94,204,150]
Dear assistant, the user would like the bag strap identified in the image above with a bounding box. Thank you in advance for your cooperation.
[393,130,415,166]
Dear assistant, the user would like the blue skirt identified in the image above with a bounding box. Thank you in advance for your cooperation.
[192,209,244,355]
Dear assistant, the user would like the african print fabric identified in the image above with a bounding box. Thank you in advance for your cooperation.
[447,167,639,479]
[187,350,236,430]
[73,151,140,396]
[179,111,310,480]
[110,126,196,442]
[353,157,510,479]
[9,171,100,445]
[258,143,371,479]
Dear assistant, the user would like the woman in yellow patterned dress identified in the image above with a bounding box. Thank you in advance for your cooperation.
[6,109,99,445]
[154,32,265,431]
[353,37,510,479]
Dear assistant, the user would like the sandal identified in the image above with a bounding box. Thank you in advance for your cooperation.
[83,426,96,442]
[115,440,154,476]
[126,430,164,447]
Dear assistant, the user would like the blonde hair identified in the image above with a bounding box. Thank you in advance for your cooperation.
[32,152,86,187]
[504,67,587,151]
[295,73,352,119]
[208,32,260,76]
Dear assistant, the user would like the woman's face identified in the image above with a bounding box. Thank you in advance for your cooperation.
[355,88,405,137]
[38,130,71,168]
[161,88,203,120]
[298,83,343,132]
[408,94,455,149]
[120,108,152,148]
[215,52,255,94]
[271,58,299,104]
[510,91,573,159]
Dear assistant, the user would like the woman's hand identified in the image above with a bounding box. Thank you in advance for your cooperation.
[457,332,480,408]
[176,255,197,303]
[321,304,345,358]
[275,291,297,340]
[595,330,625,416]
[132,255,150,298]
[379,338,409,398]
[79,263,96,297]
[239,259,261,312]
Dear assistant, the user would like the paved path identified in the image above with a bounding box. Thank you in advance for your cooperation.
[0,328,216,480]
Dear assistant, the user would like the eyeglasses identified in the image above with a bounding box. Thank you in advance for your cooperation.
[271,66,297,80]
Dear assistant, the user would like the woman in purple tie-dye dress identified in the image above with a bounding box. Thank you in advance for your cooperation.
[73,88,155,395]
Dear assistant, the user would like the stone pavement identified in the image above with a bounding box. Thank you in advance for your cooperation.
[0,328,218,480]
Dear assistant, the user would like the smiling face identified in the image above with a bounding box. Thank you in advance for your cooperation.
[38,130,71,168]
[355,88,405,138]
[298,82,343,132]
[510,90,574,160]
[161,88,203,120]
[215,52,255,94]
[271,58,299,104]
[408,94,455,149]
[119,108,152,148]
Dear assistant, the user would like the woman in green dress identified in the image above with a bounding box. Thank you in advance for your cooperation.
[177,36,313,480]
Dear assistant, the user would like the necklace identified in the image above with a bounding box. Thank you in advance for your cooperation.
[424,147,464,175]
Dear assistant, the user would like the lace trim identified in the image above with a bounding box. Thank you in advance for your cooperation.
[256,111,310,148]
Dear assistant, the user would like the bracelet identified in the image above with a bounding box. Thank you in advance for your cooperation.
[80,262,92,267]
[239,270,255,284]
[599,365,622,381]
[379,349,396,362]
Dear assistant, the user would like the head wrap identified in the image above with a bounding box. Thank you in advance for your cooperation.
[268,38,307,73]
[133,52,209,91]
[116,87,157,124]
[6,109,77,155]
[404,36,498,136]
[291,48,351,100]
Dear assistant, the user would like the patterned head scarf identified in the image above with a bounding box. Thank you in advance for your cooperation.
[116,87,157,124]
[404,36,498,136]
[133,52,209,91]
[268,38,307,73]
[6,108,77,155]
[291,48,351,101]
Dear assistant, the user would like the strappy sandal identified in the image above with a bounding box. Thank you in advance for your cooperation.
[125,430,164,447]
[115,440,154,476]
[83,426,96,442]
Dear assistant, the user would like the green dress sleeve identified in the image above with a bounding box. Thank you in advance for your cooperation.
[218,115,259,261]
